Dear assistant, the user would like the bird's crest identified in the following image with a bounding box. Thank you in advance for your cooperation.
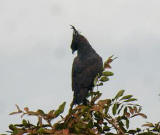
[70,25,80,36]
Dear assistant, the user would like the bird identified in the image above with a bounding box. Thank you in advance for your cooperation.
[70,25,103,105]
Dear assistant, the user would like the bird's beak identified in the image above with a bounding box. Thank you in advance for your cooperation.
[72,50,75,54]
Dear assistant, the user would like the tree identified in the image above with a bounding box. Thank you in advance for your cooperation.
[1,56,160,135]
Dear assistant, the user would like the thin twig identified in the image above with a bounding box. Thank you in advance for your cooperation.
[105,114,125,135]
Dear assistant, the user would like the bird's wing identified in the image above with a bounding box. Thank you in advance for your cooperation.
[72,55,102,92]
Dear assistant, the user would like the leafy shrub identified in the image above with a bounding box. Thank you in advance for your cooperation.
[1,56,160,135]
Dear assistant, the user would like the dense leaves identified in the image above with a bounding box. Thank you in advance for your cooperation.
[6,90,159,135]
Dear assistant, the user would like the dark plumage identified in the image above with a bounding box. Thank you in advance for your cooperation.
[71,26,103,105]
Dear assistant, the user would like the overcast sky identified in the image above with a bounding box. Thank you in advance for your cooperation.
[0,0,160,132]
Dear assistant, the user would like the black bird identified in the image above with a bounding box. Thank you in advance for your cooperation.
[70,26,103,105]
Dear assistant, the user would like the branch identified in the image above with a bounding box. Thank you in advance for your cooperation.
[105,114,125,135]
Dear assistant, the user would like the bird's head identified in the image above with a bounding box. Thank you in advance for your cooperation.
[70,25,82,54]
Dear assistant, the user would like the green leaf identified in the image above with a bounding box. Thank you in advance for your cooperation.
[128,130,137,134]
[136,128,141,132]
[37,127,45,133]
[118,121,126,132]
[94,112,102,119]
[88,120,94,128]
[120,95,133,100]
[112,103,119,115]
[117,105,124,114]
[53,102,66,118]
[100,76,109,82]
[9,124,16,131]
[123,107,128,116]
[114,90,125,100]
[22,119,28,126]
[137,106,142,113]
[102,71,114,76]
[97,82,103,86]
[126,118,129,129]
[124,98,137,102]
[94,76,98,86]
[74,126,81,134]
[103,126,110,131]
[105,106,109,114]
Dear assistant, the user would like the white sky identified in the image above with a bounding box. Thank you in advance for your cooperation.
[0,0,160,132]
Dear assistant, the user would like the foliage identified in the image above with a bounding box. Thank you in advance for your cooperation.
[1,56,160,135]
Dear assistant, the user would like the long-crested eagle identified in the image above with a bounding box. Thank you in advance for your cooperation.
[70,26,103,105]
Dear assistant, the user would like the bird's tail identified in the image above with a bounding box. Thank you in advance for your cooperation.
[73,88,88,105]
